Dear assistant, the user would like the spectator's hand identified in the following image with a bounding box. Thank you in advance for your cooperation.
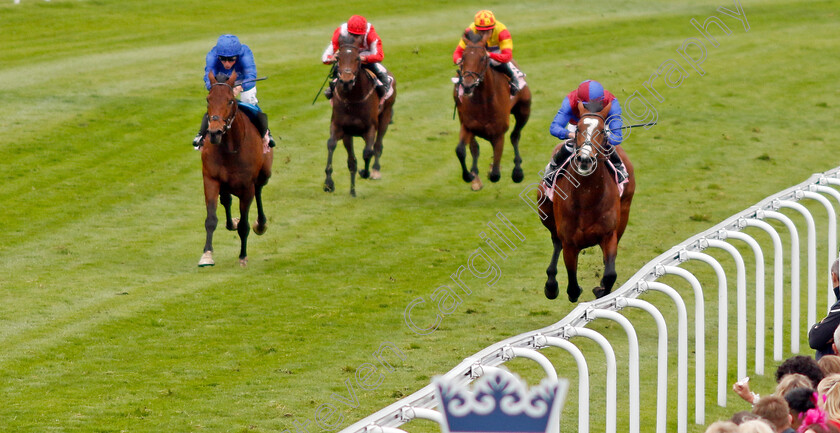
[732,377,757,404]
[233,85,243,97]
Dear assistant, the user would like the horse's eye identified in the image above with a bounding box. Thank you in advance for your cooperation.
[228,100,234,105]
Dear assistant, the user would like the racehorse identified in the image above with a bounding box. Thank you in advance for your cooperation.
[538,100,635,302]
[198,71,273,268]
[323,34,396,197]
[454,29,530,191]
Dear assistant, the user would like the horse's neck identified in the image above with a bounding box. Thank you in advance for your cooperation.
[567,162,614,202]
[221,112,255,149]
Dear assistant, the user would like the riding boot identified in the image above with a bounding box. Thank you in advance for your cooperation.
[193,114,209,149]
[543,140,575,184]
[324,80,335,99]
[493,62,519,96]
[608,148,629,183]
[368,63,391,98]
[255,112,275,148]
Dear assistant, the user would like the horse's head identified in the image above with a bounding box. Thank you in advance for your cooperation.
[571,99,613,177]
[206,71,238,145]
[458,30,490,96]
[336,34,363,92]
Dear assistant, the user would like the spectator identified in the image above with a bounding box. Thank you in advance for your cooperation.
[817,374,840,430]
[820,356,840,376]
[738,419,775,432]
[753,395,795,432]
[735,374,814,405]
[809,259,840,359]
[706,420,740,433]
[777,356,826,389]
[733,411,762,424]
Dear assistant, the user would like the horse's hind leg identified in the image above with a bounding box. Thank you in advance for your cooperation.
[343,135,358,197]
[509,95,530,183]
[359,126,376,180]
[237,188,255,267]
[455,128,476,184]
[252,183,268,236]
[220,187,236,231]
[594,233,619,299]
[372,109,392,180]
[200,177,220,267]
[544,235,562,300]
[487,135,503,183]
[563,247,583,302]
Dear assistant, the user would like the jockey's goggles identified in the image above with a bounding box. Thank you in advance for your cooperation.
[218,55,238,62]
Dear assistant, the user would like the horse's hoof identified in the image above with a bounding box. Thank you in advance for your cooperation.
[544,281,559,300]
[371,170,381,180]
[324,180,335,193]
[350,189,356,197]
[359,169,370,179]
[488,171,501,183]
[198,251,215,267]
[470,178,483,191]
[239,257,248,267]
[512,167,524,183]
[593,287,609,299]
[568,287,582,303]
[227,218,239,231]
[462,171,474,183]
[253,223,267,236]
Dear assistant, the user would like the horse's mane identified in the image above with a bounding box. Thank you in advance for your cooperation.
[338,34,359,47]
[213,72,231,84]
[582,99,605,113]
[464,29,483,43]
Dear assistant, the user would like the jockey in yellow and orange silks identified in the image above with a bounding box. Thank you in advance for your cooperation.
[452,10,526,95]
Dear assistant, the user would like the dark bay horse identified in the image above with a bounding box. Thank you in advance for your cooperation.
[539,100,635,302]
[454,30,530,191]
[198,72,273,267]
[323,34,396,197]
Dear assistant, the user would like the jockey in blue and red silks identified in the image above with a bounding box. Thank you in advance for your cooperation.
[547,80,628,182]
[192,34,274,149]
[321,15,392,99]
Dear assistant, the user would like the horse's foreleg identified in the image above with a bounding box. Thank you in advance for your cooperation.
[372,111,391,180]
[220,188,235,231]
[563,247,583,302]
[488,135,503,183]
[359,127,376,180]
[237,188,254,267]
[343,135,357,197]
[455,128,474,183]
[324,135,338,193]
[594,233,619,299]
[200,177,220,267]
[544,235,563,300]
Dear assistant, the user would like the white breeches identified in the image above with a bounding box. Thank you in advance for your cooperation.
[239,87,258,106]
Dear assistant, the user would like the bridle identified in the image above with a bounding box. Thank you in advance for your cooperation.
[210,82,238,134]
[458,46,489,94]
[572,112,607,177]
[334,43,376,103]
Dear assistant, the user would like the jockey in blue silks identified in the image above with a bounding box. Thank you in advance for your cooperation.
[546,80,628,182]
[192,34,275,149]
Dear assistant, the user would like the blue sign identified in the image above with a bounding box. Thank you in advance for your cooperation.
[434,369,567,433]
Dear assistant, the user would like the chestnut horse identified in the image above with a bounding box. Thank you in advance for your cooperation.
[454,30,530,191]
[323,34,396,197]
[539,100,635,302]
[198,72,273,268]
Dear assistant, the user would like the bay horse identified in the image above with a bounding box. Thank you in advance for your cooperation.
[454,30,530,191]
[198,71,273,268]
[323,34,396,197]
[538,100,635,302]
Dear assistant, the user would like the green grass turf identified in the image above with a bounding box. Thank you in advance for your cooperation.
[0,0,838,431]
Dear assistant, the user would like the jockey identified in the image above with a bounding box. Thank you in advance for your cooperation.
[192,34,275,149]
[321,15,392,99]
[452,10,525,96]
[547,80,629,183]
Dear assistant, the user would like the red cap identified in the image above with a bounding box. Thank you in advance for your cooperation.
[347,15,368,35]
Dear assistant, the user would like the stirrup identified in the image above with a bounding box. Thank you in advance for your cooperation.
[192,133,203,150]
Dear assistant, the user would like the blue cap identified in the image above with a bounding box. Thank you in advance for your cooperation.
[214,34,242,57]
[577,80,605,102]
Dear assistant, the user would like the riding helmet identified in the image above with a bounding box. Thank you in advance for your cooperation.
[215,34,242,57]
[474,10,496,30]
[347,15,368,35]
[577,80,605,102]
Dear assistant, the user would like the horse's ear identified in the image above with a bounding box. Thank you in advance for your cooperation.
[577,101,587,115]
[208,71,217,85]
[480,31,491,44]
[227,71,237,86]
[598,101,612,119]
